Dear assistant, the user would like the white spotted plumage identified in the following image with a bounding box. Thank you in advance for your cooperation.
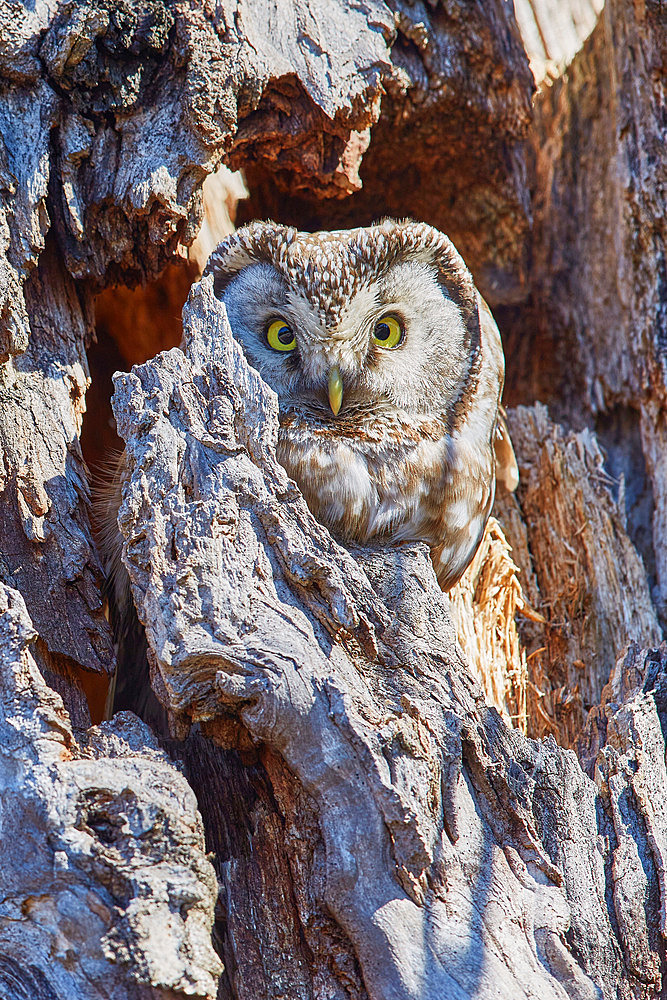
[205,219,516,590]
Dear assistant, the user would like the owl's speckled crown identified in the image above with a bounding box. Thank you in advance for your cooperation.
[204,219,477,327]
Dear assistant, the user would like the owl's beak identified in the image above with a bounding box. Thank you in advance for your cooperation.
[328,367,343,416]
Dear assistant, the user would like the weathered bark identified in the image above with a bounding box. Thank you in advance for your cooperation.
[110,281,667,999]
[240,0,535,307]
[0,238,112,725]
[0,0,397,752]
[504,0,667,619]
[0,0,394,702]
[0,0,394,990]
[1,0,666,996]
[0,581,221,999]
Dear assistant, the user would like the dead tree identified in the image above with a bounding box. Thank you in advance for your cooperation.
[0,1,665,998]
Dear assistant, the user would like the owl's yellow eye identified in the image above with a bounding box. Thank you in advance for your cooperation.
[266,318,296,352]
[372,315,404,349]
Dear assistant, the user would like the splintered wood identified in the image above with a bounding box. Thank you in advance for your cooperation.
[501,404,661,745]
[449,517,529,733]
[450,404,662,747]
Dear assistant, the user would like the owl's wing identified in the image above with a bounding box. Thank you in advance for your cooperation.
[476,295,519,494]
[494,406,519,493]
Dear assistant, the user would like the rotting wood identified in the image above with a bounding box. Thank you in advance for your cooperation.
[1,0,666,994]
[0,0,394,710]
[504,0,667,627]
[497,403,662,746]
[40,0,393,287]
[0,241,112,682]
[240,0,534,308]
[446,395,662,748]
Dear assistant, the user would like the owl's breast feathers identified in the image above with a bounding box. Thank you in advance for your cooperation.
[278,412,490,589]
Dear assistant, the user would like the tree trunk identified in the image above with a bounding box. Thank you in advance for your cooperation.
[0,1,665,998]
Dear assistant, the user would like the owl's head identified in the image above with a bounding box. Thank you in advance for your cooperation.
[205,220,482,424]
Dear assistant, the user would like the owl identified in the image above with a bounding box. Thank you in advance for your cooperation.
[205,219,517,590]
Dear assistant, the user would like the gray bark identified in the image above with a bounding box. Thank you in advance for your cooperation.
[0,581,221,999]
[0,0,665,997]
[0,1,399,993]
[0,0,396,691]
[109,280,667,1000]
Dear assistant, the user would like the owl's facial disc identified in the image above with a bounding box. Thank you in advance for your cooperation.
[220,256,470,421]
